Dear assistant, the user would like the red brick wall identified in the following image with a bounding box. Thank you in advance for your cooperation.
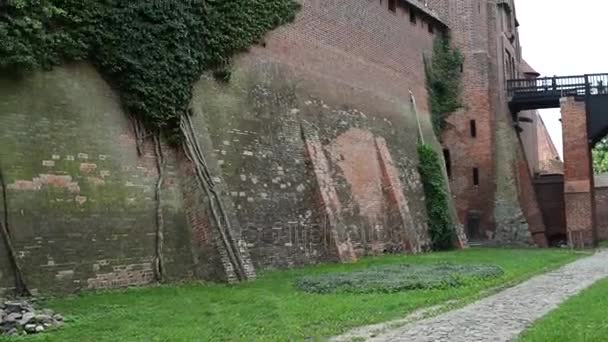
[435,0,545,245]
[0,64,199,294]
[595,176,608,241]
[190,0,446,266]
[561,97,597,247]
[439,0,496,239]
[259,0,441,115]
[594,183,608,241]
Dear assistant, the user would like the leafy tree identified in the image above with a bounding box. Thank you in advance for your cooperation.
[593,137,608,174]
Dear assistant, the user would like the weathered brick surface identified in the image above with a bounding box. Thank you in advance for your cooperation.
[188,0,439,268]
[437,0,544,245]
[594,177,608,241]
[0,0,555,292]
[0,64,197,293]
[376,137,425,253]
[561,97,597,247]
[439,0,497,239]
[517,157,549,247]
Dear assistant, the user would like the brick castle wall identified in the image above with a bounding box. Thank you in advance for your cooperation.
[0,65,198,293]
[434,0,545,245]
[0,0,553,293]
[0,0,450,292]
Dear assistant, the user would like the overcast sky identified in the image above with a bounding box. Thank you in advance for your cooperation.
[516,0,608,157]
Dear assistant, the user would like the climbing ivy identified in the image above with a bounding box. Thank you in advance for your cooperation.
[419,36,461,250]
[425,35,464,137]
[0,0,87,71]
[0,0,299,288]
[417,144,456,251]
[0,0,300,139]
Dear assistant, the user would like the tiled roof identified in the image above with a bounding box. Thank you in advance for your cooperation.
[521,60,540,77]
[403,0,447,27]
[536,114,563,175]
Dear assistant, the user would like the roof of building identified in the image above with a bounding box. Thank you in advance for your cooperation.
[521,60,540,77]
[536,113,564,175]
[403,0,447,27]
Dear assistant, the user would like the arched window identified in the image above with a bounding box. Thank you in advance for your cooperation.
[505,50,513,80]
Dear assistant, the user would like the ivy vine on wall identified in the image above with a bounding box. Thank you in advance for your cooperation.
[0,0,300,291]
[418,35,463,251]
[0,0,300,139]
[424,35,464,138]
[417,144,456,250]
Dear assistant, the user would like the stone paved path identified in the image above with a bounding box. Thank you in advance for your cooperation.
[364,250,608,342]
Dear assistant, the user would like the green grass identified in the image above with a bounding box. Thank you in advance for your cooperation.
[295,263,505,294]
[5,248,584,342]
[519,276,608,342]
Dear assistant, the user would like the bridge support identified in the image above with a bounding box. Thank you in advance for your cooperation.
[561,97,597,248]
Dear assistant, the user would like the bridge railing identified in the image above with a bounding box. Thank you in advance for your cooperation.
[507,73,608,99]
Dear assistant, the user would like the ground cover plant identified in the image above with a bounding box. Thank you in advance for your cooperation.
[295,263,504,294]
[518,276,608,342]
[0,248,583,341]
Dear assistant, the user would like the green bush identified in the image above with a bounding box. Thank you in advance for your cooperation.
[418,144,456,250]
[295,263,504,294]
[0,0,300,139]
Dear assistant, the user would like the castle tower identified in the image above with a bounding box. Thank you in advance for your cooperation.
[427,0,548,245]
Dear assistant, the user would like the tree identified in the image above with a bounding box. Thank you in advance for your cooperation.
[593,137,608,174]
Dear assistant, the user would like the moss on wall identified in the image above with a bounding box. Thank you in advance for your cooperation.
[0,64,195,293]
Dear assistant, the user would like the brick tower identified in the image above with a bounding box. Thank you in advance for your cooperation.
[427,0,548,245]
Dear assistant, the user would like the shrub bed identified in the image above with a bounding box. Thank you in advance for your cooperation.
[295,263,504,294]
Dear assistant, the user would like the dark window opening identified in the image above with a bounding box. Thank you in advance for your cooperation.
[443,149,452,179]
[511,56,516,79]
[428,23,434,34]
[460,62,464,73]
[388,0,396,12]
[473,168,480,186]
[470,119,477,137]
[409,9,417,23]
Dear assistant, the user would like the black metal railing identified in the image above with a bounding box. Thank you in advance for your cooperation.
[507,73,608,99]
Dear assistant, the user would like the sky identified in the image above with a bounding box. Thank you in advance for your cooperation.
[515,0,608,157]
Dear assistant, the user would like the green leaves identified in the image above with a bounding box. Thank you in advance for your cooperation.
[417,144,455,250]
[0,0,86,71]
[593,137,608,174]
[0,0,300,139]
[425,35,464,137]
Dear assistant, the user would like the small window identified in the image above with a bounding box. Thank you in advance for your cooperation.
[388,0,396,12]
[428,23,434,34]
[443,149,452,179]
[473,168,480,186]
[409,9,417,23]
[470,120,477,137]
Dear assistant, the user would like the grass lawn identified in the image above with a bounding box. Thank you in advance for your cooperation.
[4,248,584,342]
[519,276,608,342]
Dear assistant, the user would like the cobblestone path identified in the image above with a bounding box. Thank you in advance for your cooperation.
[365,250,608,342]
